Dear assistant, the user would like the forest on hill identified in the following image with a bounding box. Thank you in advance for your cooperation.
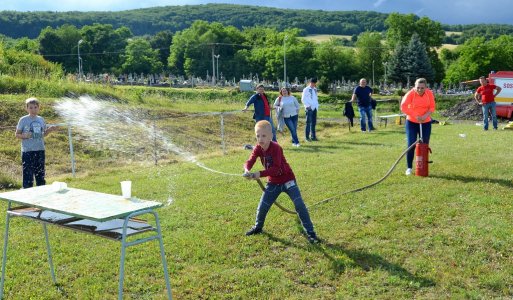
[0,4,388,39]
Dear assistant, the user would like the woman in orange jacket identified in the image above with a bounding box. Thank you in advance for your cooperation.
[400,78,436,176]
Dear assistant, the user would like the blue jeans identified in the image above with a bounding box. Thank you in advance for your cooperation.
[358,105,374,131]
[482,102,498,130]
[405,120,431,169]
[256,116,277,142]
[253,181,315,236]
[22,150,46,188]
[284,115,299,144]
[305,108,317,140]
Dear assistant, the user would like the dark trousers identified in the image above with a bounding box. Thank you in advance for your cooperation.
[22,150,46,188]
[405,121,431,169]
[305,108,317,140]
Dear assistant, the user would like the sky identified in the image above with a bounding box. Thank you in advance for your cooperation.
[1,0,512,26]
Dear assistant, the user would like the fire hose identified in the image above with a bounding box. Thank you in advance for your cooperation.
[250,139,421,215]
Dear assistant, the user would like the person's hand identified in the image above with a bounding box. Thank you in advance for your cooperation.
[22,132,32,139]
[416,115,425,122]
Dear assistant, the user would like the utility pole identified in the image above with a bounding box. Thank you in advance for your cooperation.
[214,54,220,84]
[77,39,83,82]
[383,61,388,88]
[283,35,287,87]
[372,60,375,87]
[212,47,216,85]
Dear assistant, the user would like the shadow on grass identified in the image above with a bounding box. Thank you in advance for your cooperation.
[263,231,435,288]
[430,174,513,189]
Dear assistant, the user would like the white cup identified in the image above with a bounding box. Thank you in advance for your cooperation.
[52,181,67,191]
[120,181,132,198]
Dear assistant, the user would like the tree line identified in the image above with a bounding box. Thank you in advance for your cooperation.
[0,4,387,39]
[1,12,513,87]
[1,3,512,45]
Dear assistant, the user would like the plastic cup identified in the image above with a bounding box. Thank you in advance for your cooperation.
[52,181,67,192]
[120,181,132,198]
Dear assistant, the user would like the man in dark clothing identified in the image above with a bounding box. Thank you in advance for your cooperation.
[243,84,277,141]
[351,78,375,132]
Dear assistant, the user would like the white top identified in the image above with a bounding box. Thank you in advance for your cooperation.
[301,86,319,110]
[274,95,300,118]
[0,185,162,221]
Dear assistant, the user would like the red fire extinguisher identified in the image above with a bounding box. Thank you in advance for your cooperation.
[415,123,432,177]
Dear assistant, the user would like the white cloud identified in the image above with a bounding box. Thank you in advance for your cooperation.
[373,0,387,8]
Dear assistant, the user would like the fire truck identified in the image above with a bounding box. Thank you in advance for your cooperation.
[487,71,513,119]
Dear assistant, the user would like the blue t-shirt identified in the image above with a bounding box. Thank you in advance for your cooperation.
[353,86,373,107]
[16,115,46,152]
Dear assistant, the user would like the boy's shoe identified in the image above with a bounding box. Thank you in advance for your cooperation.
[245,227,262,236]
[307,233,321,244]
[405,168,412,176]
[295,143,300,147]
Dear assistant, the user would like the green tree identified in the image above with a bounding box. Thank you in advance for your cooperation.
[313,39,357,82]
[385,13,443,50]
[385,13,444,81]
[169,21,244,79]
[149,30,173,71]
[444,35,513,84]
[38,24,81,72]
[80,24,132,74]
[122,38,163,74]
[13,37,39,53]
[355,32,384,84]
[389,34,434,84]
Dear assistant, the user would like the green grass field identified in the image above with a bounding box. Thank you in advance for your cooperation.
[301,34,353,43]
[0,92,512,299]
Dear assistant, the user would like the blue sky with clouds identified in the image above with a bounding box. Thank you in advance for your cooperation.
[1,0,512,25]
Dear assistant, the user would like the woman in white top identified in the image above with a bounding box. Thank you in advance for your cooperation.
[274,87,301,146]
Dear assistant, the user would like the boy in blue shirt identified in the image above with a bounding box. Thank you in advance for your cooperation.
[15,98,57,188]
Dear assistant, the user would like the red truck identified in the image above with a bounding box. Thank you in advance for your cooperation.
[487,71,513,119]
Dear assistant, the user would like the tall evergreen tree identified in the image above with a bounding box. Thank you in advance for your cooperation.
[389,34,434,85]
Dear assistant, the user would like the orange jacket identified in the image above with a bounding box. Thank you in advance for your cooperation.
[400,88,436,123]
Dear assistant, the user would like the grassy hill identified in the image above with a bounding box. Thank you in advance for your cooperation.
[0,88,512,298]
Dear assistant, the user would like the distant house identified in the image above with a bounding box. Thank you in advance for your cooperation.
[239,80,254,92]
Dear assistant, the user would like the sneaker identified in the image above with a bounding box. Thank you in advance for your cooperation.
[245,227,262,236]
[307,233,321,244]
[311,138,318,141]
[405,168,412,176]
[305,138,312,142]
[295,143,300,147]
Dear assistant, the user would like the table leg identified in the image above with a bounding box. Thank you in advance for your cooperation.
[118,229,127,300]
[155,213,172,300]
[0,202,12,299]
[43,224,57,284]
[118,211,172,299]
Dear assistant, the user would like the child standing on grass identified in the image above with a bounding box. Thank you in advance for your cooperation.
[243,120,319,243]
[15,97,56,188]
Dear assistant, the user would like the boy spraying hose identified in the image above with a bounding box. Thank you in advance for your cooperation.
[243,120,320,243]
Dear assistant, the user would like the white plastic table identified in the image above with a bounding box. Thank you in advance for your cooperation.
[0,185,172,299]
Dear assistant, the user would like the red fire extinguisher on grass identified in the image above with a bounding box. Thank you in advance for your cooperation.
[415,123,432,177]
